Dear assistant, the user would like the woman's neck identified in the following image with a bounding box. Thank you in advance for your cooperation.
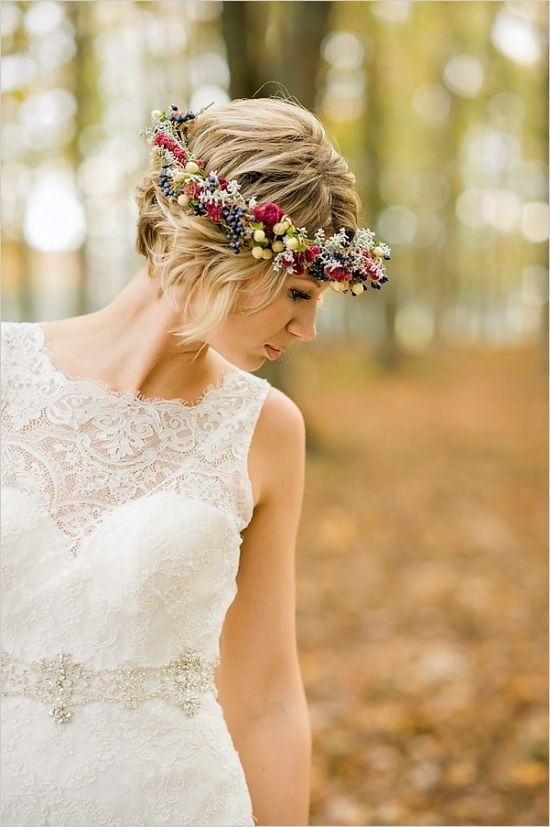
[44,266,227,402]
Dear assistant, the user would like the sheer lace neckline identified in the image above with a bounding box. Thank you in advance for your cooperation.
[33,321,240,412]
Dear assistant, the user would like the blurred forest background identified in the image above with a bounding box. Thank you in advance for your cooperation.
[1,1,548,825]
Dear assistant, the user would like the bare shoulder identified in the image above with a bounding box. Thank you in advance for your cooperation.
[253,386,306,461]
[248,386,306,509]
[255,385,305,443]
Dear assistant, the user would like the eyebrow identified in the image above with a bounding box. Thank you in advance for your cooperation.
[291,277,323,291]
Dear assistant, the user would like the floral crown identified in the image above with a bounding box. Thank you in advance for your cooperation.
[140,104,391,296]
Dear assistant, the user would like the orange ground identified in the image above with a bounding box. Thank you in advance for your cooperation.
[290,344,547,826]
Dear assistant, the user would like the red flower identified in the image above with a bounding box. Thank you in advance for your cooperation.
[305,245,321,262]
[253,203,285,230]
[218,177,229,191]
[252,206,265,223]
[327,266,352,282]
[292,252,306,275]
[264,203,285,228]
[206,203,222,222]
[364,256,383,281]
[184,181,203,198]
[152,132,187,165]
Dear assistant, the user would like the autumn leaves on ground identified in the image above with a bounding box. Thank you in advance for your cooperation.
[290,344,547,826]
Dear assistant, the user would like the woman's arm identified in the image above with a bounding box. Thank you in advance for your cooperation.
[216,388,312,826]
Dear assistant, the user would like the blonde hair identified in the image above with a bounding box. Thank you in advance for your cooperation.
[135,96,361,345]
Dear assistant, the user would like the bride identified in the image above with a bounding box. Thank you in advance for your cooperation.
[1,96,389,826]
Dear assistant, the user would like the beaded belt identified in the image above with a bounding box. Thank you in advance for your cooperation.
[0,649,219,724]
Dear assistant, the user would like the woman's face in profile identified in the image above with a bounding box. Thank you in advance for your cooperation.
[206,275,328,371]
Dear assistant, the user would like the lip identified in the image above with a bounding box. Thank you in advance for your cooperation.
[264,344,286,360]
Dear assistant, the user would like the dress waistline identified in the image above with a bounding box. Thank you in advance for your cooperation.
[0,648,219,724]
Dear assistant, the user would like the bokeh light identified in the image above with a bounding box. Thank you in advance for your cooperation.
[520,201,550,243]
[412,82,451,125]
[370,0,411,23]
[19,89,77,151]
[378,205,419,245]
[443,55,485,98]
[190,85,230,111]
[322,31,365,71]
[492,8,545,66]
[23,166,86,252]
[23,0,64,36]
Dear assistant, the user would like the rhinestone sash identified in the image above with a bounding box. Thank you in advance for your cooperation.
[0,649,219,724]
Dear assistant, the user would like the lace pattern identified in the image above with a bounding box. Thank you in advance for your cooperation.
[1,321,271,826]
[1,322,269,551]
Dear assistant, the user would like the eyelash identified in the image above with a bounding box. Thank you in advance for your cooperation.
[288,289,312,302]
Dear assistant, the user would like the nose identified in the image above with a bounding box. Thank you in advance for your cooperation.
[287,310,317,342]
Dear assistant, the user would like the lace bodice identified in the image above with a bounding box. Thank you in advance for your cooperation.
[1,322,270,550]
[1,319,271,663]
[1,320,271,825]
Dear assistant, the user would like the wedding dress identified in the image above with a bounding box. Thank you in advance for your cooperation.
[1,320,272,827]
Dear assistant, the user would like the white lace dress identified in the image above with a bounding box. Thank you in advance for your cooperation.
[0,321,272,827]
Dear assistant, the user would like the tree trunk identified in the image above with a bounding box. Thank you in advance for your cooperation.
[65,2,99,315]
[364,8,400,371]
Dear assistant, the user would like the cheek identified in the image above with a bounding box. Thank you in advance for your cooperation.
[207,295,291,353]
[208,315,262,351]
[236,304,288,340]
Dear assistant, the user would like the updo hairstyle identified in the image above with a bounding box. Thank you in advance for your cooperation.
[135,96,361,345]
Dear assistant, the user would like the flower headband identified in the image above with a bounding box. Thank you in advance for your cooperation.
[140,104,391,295]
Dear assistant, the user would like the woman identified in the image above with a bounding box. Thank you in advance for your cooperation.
[1,97,390,826]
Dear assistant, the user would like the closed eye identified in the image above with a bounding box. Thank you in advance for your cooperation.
[288,289,312,302]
